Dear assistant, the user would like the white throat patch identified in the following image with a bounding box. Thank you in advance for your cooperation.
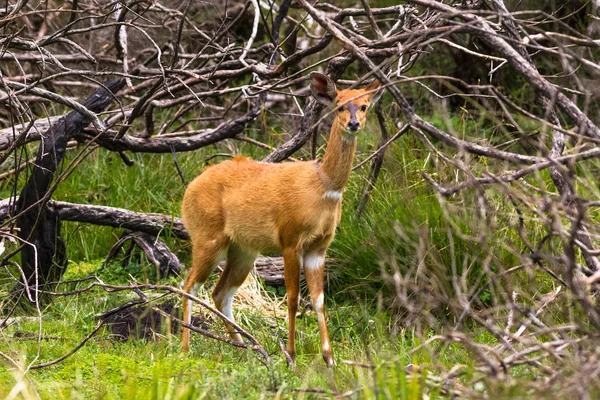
[322,190,343,201]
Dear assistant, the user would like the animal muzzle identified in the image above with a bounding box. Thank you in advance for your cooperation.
[346,120,360,132]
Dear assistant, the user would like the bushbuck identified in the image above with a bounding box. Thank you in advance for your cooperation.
[180,72,383,366]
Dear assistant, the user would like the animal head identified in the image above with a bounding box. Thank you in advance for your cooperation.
[310,72,383,135]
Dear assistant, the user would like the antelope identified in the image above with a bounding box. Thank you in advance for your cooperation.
[180,72,383,366]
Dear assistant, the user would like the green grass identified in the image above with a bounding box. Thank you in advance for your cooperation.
[0,270,449,399]
[0,101,594,398]
[0,114,450,398]
[0,114,477,398]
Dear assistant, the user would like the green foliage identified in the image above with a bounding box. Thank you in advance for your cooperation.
[2,33,596,397]
[0,276,441,399]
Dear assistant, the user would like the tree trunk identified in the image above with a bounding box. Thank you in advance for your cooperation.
[14,79,125,305]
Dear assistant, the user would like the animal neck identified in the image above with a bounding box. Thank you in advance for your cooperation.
[318,118,357,192]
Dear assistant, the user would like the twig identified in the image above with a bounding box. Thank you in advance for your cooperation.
[29,321,105,369]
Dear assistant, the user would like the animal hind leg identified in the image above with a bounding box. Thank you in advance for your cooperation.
[181,235,228,352]
[283,246,301,364]
[212,243,257,343]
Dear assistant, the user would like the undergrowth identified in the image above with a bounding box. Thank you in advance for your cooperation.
[0,101,575,398]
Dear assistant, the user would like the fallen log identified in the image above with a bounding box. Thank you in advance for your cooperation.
[247,256,334,287]
[0,197,187,239]
[0,197,334,286]
[0,116,61,151]
[51,200,189,240]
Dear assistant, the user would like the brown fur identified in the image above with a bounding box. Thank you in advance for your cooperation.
[180,73,382,366]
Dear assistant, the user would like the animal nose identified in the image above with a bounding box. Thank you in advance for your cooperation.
[347,120,360,131]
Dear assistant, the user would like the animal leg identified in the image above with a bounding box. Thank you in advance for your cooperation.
[181,236,228,352]
[303,248,333,366]
[212,243,257,343]
[283,247,301,365]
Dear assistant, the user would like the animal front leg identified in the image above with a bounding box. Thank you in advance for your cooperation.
[303,248,333,366]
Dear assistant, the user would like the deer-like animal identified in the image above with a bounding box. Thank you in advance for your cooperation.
[180,72,383,366]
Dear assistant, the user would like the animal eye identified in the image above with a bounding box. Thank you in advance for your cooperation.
[338,106,344,112]
[360,105,367,112]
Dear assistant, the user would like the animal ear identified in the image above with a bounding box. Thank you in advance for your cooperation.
[365,79,384,105]
[310,72,337,106]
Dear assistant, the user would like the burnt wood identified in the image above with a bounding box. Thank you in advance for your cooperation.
[14,79,124,303]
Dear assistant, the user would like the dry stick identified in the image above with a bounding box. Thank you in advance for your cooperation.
[2,70,145,95]
[509,192,569,286]
[0,160,34,183]
[270,0,292,54]
[27,199,188,238]
[0,147,75,181]
[497,0,600,274]
[504,290,517,341]
[2,81,105,132]
[170,145,187,187]
[359,0,384,39]
[0,113,46,163]
[513,286,563,340]
[239,0,260,67]
[150,306,269,364]
[563,203,600,329]
[104,231,182,276]
[34,281,269,360]
[353,123,411,170]
[234,136,299,161]
[116,78,164,139]
[29,321,105,369]
[169,0,192,70]
[278,338,295,366]
[501,341,580,371]
[78,101,262,154]
[297,0,539,165]
[421,147,600,197]
[113,3,131,89]
[272,6,359,74]
[409,0,600,140]
[489,88,600,145]
[0,351,41,399]
[270,4,417,72]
